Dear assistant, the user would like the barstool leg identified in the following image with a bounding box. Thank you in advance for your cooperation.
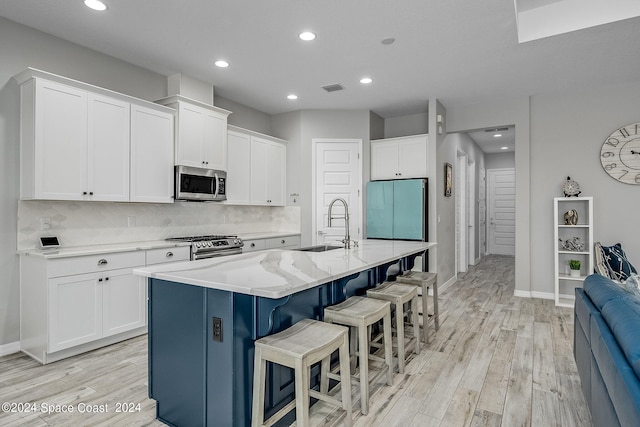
[422,284,430,344]
[433,281,440,331]
[382,311,393,385]
[251,348,266,427]
[395,302,406,374]
[412,298,421,354]
[358,325,370,415]
[294,358,310,427]
[320,356,330,394]
[338,335,353,427]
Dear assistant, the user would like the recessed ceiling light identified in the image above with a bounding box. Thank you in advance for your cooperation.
[360,77,373,84]
[287,94,298,100]
[493,134,502,138]
[299,31,316,41]
[501,146,509,150]
[381,37,395,45]
[214,60,229,68]
[84,0,107,11]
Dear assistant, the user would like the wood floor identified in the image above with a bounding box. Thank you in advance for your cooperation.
[0,255,592,427]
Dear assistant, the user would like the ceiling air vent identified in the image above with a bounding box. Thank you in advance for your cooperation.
[322,83,344,93]
[485,127,509,132]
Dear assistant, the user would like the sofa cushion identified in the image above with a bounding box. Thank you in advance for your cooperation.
[584,274,628,311]
[595,243,638,282]
[601,297,640,381]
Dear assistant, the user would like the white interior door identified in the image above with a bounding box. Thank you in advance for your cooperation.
[467,160,476,265]
[456,151,467,273]
[478,168,487,256]
[488,168,515,255]
[313,139,362,246]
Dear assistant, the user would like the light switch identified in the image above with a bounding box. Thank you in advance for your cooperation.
[40,217,51,230]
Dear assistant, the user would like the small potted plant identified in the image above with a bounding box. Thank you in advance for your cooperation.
[569,259,581,277]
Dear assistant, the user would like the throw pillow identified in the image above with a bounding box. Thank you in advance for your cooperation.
[595,242,638,282]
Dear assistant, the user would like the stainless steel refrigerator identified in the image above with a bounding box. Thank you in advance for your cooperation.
[366,178,428,241]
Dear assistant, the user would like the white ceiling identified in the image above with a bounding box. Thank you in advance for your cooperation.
[1,0,639,120]
[467,126,515,154]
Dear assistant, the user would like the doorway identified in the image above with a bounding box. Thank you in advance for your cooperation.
[487,168,516,255]
[312,139,363,246]
[456,150,468,273]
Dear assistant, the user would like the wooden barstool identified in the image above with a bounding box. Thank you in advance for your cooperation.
[366,282,420,374]
[396,271,439,343]
[251,319,352,427]
[323,296,393,415]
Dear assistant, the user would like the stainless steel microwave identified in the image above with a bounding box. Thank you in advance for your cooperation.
[175,165,227,201]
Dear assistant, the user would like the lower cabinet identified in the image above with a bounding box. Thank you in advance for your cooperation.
[242,235,301,253]
[48,267,145,352]
[20,245,189,364]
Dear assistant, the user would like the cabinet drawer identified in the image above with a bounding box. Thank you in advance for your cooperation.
[265,235,301,249]
[47,251,145,278]
[243,239,266,252]
[146,246,191,265]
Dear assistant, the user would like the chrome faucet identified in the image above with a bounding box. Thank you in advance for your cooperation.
[328,197,351,249]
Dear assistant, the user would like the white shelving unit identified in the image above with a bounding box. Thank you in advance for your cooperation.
[554,197,593,307]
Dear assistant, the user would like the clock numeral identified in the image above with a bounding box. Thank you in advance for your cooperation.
[636,124,640,135]
[606,138,620,147]
[636,174,640,184]
[619,170,628,180]
[620,127,631,138]
[601,151,615,158]
[605,163,617,171]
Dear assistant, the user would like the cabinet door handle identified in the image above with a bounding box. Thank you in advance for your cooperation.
[166,251,174,258]
[250,243,256,248]
[281,239,286,244]
[97,259,108,265]
[105,277,109,281]
[98,278,103,282]
[89,191,93,195]
[83,191,87,195]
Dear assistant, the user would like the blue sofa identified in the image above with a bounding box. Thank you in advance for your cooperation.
[574,274,640,426]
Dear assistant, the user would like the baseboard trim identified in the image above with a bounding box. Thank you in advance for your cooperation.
[513,290,555,300]
[439,275,457,293]
[0,341,20,357]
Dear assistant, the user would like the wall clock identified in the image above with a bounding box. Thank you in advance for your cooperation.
[601,122,640,184]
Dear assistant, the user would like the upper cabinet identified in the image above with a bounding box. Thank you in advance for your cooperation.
[15,68,175,203]
[227,126,287,206]
[130,104,174,203]
[370,134,429,180]
[156,96,231,170]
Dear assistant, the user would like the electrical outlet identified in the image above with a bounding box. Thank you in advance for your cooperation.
[40,217,51,230]
[212,317,222,342]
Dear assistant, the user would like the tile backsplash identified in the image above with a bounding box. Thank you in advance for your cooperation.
[17,200,300,250]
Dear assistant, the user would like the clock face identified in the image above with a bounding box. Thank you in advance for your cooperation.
[601,122,640,184]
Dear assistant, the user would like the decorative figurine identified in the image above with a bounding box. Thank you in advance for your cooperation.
[561,176,581,197]
[564,209,579,225]
[560,237,585,252]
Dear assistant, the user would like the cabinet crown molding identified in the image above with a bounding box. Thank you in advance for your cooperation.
[156,94,232,116]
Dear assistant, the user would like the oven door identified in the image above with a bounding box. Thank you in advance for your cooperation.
[193,246,242,260]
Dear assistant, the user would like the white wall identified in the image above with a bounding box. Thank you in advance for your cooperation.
[215,95,273,135]
[385,112,429,138]
[485,152,515,169]
[530,81,640,296]
[273,110,371,247]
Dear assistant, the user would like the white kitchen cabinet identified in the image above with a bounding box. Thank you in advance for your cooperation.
[130,104,175,203]
[20,78,88,200]
[146,246,191,265]
[157,96,231,170]
[15,68,175,203]
[251,136,286,206]
[227,126,287,206]
[371,134,429,180]
[226,130,252,204]
[87,93,131,201]
[242,235,301,253]
[48,266,145,352]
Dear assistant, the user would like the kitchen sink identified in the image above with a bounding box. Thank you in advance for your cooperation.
[296,244,344,252]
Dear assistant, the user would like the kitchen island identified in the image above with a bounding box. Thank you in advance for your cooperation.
[135,239,435,427]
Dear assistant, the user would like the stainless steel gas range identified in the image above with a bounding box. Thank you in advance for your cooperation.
[166,235,244,260]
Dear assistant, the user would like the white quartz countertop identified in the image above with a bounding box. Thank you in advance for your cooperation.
[135,240,436,299]
[237,231,300,240]
[18,240,191,259]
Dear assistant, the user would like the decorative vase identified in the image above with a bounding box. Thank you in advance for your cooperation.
[570,269,581,278]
